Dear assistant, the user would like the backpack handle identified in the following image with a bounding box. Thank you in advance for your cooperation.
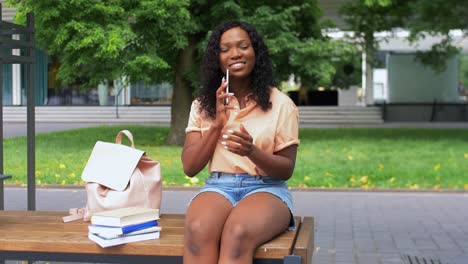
[115,130,135,148]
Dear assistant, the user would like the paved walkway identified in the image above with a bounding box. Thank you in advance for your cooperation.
[4,187,468,264]
[2,122,113,138]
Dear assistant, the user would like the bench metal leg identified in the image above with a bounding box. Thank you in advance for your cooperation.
[284,255,302,264]
[0,181,3,210]
[0,175,12,210]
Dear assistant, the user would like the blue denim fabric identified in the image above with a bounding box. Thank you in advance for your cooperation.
[190,172,295,230]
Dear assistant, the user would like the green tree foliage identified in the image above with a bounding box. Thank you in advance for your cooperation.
[9,0,191,86]
[168,0,357,143]
[341,0,468,72]
[10,0,355,144]
[406,0,467,34]
[339,0,411,104]
[185,1,356,88]
[340,0,411,64]
[407,0,468,71]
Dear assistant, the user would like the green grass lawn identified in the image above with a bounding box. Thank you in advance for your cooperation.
[3,125,468,190]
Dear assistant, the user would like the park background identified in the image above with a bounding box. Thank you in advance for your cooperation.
[2,1,468,264]
[1,0,468,191]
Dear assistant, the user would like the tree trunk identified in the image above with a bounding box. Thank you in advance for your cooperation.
[365,53,374,105]
[364,32,375,106]
[165,37,197,145]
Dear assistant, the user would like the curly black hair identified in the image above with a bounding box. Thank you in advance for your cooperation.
[198,20,274,119]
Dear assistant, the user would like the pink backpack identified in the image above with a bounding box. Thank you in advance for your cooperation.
[63,130,162,222]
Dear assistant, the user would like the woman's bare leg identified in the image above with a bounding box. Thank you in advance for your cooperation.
[218,192,291,264]
[184,192,233,264]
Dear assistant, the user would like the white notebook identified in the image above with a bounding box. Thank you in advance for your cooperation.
[88,231,160,248]
[91,207,160,227]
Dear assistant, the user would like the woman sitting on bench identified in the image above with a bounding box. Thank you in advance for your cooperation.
[182,20,300,264]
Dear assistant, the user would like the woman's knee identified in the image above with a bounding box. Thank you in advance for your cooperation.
[184,218,218,255]
[221,222,255,258]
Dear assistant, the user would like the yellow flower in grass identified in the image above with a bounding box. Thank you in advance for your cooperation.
[55,174,61,179]
[464,184,468,190]
[35,170,41,176]
[433,184,441,190]
[183,183,190,187]
[347,155,354,161]
[378,164,385,170]
[349,175,356,184]
[389,177,396,184]
[434,164,441,171]
[359,176,368,185]
[409,184,419,190]
[162,180,167,186]
[59,164,66,169]
[304,176,311,182]
[68,173,76,178]
[61,180,66,185]
[190,177,199,185]
[325,172,333,177]
[464,153,468,159]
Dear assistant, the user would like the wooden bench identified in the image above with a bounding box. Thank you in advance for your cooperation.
[0,211,314,264]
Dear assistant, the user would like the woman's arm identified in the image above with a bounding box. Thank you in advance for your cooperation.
[181,125,222,177]
[222,124,297,180]
[181,78,235,177]
[248,144,297,181]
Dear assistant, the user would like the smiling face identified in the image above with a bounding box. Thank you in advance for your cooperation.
[218,27,256,80]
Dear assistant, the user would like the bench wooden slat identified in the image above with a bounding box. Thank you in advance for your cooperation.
[0,211,303,260]
[292,217,314,264]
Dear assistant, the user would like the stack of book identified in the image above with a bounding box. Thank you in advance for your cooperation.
[88,207,161,248]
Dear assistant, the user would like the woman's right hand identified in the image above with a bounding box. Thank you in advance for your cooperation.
[214,78,235,127]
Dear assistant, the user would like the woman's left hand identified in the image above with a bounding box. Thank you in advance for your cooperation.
[221,124,254,157]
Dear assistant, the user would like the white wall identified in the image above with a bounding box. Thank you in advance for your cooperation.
[338,85,360,106]
[373,69,387,102]
[387,53,459,103]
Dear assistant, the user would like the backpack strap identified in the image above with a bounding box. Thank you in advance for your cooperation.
[62,207,86,222]
[115,130,135,148]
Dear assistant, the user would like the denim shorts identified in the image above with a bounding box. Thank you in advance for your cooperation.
[190,172,295,230]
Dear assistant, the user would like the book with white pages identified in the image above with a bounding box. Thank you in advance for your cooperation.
[91,207,160,227]
[88,220,159,237]
[90,226,161,239]
[88,230,160,248]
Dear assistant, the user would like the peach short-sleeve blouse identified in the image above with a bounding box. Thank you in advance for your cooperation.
[185,87,300,176]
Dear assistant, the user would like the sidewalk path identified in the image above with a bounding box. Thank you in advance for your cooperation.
[3,122,101,138]
[4,187,468,264]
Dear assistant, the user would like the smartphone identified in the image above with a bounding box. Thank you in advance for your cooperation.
[225,69,229,105]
